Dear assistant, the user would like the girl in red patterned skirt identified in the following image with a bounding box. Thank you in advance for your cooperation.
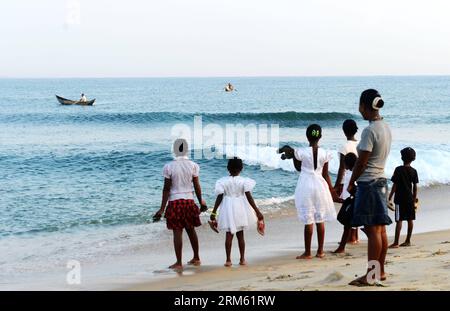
[153,139,207,270]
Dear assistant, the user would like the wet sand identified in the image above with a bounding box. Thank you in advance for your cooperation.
[126,185,450,291]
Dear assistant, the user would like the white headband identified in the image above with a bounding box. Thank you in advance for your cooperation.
[372,97,382,110]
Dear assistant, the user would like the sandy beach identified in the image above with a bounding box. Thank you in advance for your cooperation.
[128,229,450,291]
[127,185,450,291]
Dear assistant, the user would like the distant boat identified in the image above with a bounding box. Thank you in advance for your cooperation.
[224,83,235,92]
[56,95,95,106]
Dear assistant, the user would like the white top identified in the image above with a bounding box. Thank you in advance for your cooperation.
[293,147,336,224]
[162,156,199,201]
[338,140,358,198]
[214,176,257,234]
[294,147,333,175]
[338,140,358,157]
[80,95,87,102]
[215,176,256,197]
[357,120,392,182]
[340,170,352,200]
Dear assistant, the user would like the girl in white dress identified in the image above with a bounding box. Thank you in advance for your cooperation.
[209,157,264,267]
[279,124,339,259]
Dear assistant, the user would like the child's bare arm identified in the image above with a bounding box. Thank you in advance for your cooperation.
[210,194,223,220]
[193,176,207,212]
[389,183,396,201]
[153,178,171,220]
[334,153,345,188]
[293,158,302,172]
[322,162,341,202]
[245,192,264,220]
[348,150,371,195]
[278,145,302,171]
[413,183,418,201]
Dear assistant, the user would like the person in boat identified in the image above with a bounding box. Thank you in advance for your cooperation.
[79,93,87,102]
[225,83,234,92]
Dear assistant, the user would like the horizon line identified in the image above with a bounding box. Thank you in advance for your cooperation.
[1,73,450,79]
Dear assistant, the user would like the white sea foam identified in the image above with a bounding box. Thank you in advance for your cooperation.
[225,144,450,187]
[255,195,295,206]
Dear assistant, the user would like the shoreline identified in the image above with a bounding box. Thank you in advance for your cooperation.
[126,229,450,291]
[123,184,450,291]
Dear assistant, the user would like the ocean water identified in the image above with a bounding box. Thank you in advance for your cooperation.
[1,76,450,284]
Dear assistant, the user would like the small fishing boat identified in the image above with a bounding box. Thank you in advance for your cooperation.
[56,95,96,106]
[224,83,235,92]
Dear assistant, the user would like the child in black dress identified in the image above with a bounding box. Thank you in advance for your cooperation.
[388,147,419,248]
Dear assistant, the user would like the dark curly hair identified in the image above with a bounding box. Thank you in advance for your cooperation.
[227,157,243,175]
[342,119,358,137]
[401,147,416,163]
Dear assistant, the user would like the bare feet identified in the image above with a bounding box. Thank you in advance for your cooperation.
[316,252,325,258]
[380,274,387,281]
[332,247,345,254]
[296,253,313,259]
[400,241,411,247]
[224,261,232,267]
[239,260,247,266]
[169,262,183,270]
[389,243,399,249]
[350,240,359,245]
[187,258,201,266]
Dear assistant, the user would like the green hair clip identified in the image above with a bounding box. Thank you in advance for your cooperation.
[311,129,320,137]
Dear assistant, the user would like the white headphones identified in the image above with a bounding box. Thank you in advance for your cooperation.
[372,97,382,110]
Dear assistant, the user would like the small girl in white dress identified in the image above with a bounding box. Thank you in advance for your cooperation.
[210,157,264,267]
[279,124,338,259]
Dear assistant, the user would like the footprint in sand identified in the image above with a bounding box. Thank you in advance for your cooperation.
[300,270,314,274]
[322,271,344,283]
[432,249,448,256]
[267,274,292,282]
[440,241,450,244]
[412,254,429,259]
[267,273,312,282]
[331,252,352,258]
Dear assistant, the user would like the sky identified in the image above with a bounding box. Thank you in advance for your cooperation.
[1,0,450,78]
